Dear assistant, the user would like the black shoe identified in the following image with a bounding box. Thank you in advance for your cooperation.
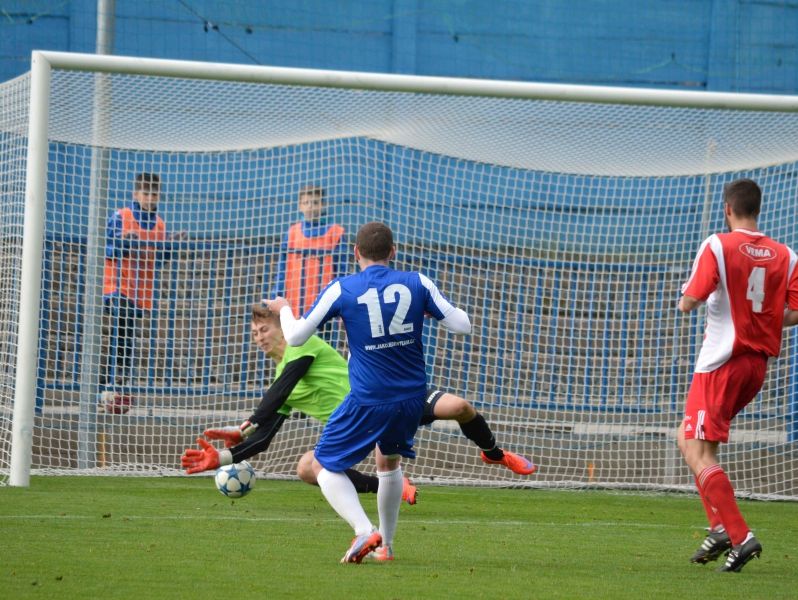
[690,529,732,564]
[717,536,762,572]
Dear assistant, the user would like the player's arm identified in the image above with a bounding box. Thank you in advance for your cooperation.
[218,355,313,465]
[784,249,798,328]
[784,309,798,328]
[678,295,702,313]
[419,273,471,334]
[679,236,719,314]
[269,281,341,346]
[203,355,313,445]
[182,356,314,473]
[105,212,132,259]
[247,356,314,427]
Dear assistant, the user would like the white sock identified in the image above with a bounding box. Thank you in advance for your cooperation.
[317,468,374,536]
[377,467,403,547]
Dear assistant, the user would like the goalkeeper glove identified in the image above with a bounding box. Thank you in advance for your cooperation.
[203,420,259,448]
[181,438,220,474]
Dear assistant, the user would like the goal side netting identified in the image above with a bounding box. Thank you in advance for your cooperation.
[3,52,798,499]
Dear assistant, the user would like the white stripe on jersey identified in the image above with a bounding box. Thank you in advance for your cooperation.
[419,273,471,334]
[281,281,342,346]
[419,273,454,315]
[694,235,737,373]
[682,236,713,295]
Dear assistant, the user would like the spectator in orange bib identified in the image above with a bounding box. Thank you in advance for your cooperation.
[100,172,183,411]
[270,185,347,318]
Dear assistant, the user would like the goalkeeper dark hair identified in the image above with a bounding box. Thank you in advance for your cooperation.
[355,221,394,261]
[723,178,761,218]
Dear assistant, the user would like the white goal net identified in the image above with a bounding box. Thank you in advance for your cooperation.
[3,52,798,499]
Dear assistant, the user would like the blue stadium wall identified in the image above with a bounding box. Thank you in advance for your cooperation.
[2,0,798,93]
[5,1,797,432]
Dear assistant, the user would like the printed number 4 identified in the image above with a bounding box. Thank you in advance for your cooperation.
[747,267,766,313]
[357,284,414,338]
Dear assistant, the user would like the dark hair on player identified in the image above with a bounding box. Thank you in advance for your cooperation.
[134,172,161,192]
[355,222,394,262]
[723,178,761,218]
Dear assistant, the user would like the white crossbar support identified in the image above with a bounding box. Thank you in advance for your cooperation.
[35,50,798,113]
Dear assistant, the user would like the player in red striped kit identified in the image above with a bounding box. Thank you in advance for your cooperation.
[678,178,798,572]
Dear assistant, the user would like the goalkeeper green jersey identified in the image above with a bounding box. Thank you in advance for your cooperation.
[276,335,349,422]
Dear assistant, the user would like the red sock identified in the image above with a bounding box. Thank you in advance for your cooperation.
[698,465,749,545]
[694,475,722,530]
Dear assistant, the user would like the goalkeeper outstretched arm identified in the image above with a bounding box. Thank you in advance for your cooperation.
[181,356,314,474]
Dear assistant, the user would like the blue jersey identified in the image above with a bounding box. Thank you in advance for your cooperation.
[305,265,456,405]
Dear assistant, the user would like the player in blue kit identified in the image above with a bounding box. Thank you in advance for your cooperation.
[267,221,472,563]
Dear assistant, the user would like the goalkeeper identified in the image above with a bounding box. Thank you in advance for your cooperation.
[181,304,535,502]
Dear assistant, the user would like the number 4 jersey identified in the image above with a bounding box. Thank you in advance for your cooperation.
[682,228,798,373]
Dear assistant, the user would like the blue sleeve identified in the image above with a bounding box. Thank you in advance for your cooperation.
[105,212,130,259]
[420,275,449,321]
[269,234,289,298]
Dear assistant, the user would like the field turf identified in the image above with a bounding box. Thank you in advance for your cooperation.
[1,477,796,599]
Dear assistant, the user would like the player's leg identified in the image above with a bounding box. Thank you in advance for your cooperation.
[427,390,536,475]
[678,421,731,563]
[374,445,403,561]
[680,354,765,571]
[369,397,424,561]
[313,399,385,563]
[297,449,416,504]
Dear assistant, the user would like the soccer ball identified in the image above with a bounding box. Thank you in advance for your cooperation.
[214,461,256,498]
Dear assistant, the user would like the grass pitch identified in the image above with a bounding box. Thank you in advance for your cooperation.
[1,477,797,599]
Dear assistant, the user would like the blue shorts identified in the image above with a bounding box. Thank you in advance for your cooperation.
[314,393,425,472]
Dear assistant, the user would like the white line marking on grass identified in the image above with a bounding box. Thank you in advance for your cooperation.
[0,514,712,530]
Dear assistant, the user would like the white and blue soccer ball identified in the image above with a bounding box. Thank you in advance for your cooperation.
[214,461,256,498]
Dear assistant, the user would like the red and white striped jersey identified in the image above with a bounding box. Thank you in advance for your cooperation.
[682,228,798,372]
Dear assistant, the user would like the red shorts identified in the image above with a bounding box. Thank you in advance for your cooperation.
[682,352,767,443]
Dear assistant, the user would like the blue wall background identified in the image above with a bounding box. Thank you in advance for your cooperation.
[3,1,795,432]
[2,0,798,93]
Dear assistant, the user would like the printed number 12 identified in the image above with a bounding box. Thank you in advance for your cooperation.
[357,284,414,338]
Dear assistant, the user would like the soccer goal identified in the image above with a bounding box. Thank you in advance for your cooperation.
[3,51,798,499]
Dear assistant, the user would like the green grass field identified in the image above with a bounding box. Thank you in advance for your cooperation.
[1,477,796,599]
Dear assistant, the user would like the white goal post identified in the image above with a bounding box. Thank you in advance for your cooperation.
[4,51,798,498]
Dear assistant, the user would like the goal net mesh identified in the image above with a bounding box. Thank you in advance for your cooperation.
[2,62,798,499]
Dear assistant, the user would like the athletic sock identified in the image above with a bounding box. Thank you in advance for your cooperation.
[317,468,374,536]
[377,466,404,548]
[459,413,503,460]
[345,468,379,494]
[698,464,749,545]
[693,475,722,530]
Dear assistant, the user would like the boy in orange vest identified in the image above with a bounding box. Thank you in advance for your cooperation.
[270,185,347,344]
[100,172,182,412]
